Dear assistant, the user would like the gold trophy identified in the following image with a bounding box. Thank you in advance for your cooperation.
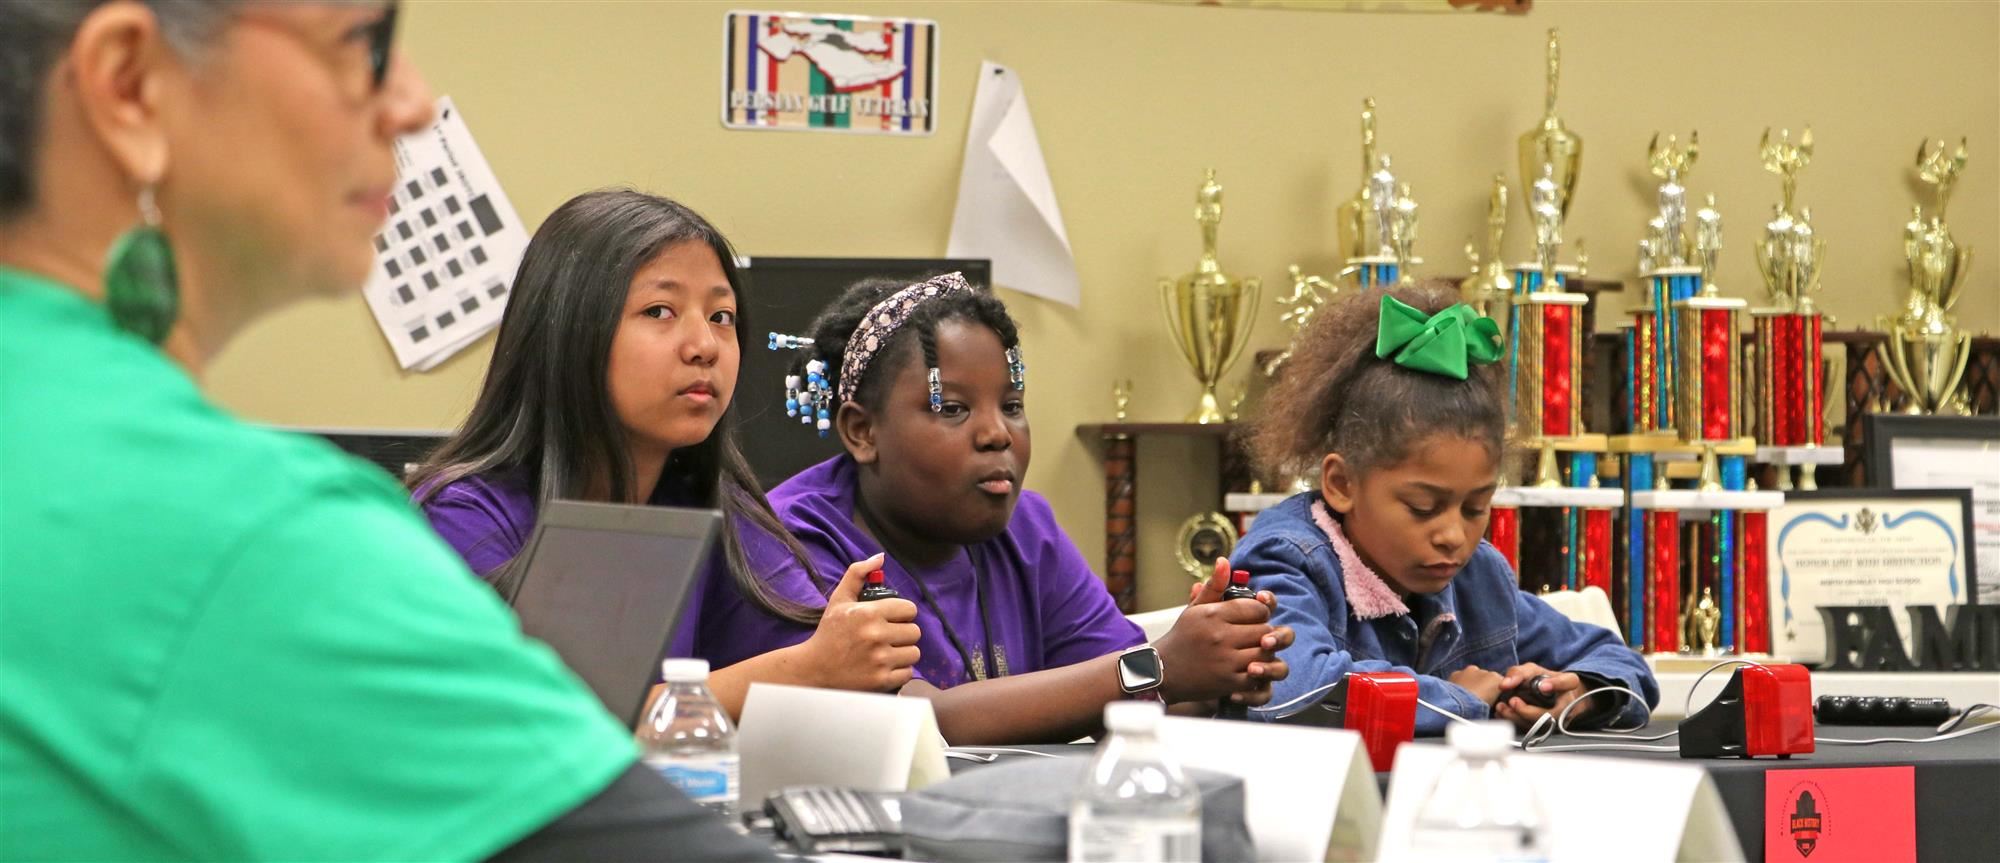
[1265,265,1339,376]
[1160,169,1260,424]
[1462,174,1510,318]
[1518,28,1582,227]
[1754,128,1823,313]
[1882,138,1974,414]
[1335,98,1381,265]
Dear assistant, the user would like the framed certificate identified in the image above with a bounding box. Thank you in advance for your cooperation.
[1767,488,1977,664]
[1866,415,2000,603]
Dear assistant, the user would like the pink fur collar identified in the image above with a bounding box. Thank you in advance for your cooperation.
[1310,500,1410,620]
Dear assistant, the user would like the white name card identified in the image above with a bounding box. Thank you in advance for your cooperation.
[1376,742,1741,863]
[1156,716,1382,863]
[736,683,950,807]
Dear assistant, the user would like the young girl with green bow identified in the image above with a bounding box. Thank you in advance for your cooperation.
[1235,282,1657,734]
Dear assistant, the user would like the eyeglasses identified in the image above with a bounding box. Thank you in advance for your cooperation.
[236,2,401,99]
[361,3,399,92]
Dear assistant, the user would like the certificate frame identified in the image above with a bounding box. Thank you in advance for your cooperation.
[1767,487,1977,664]
[1865,414,2000,604]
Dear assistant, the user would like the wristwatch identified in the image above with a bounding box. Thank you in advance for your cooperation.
[1116,645,1164,701]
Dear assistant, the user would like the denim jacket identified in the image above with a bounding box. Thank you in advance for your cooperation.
[1238,492,1658,735]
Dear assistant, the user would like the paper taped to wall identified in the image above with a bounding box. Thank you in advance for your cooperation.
[947,62,1080,307]
[360,97,528,372]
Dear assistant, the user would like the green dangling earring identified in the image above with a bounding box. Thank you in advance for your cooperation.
[103,184,180,345]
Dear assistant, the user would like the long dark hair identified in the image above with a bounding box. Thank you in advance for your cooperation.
[409,188,823,625]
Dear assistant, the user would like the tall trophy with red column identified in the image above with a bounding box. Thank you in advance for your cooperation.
[1488,160,1619,597]
[1749,128,1838,494]
[1617,182,1784,663]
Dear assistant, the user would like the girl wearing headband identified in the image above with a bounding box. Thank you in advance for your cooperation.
[1237,282,1657,733]
[714,273,1295,745]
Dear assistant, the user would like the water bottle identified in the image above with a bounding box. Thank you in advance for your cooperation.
[637,658,740,817]
[1068,701,1202,863]
[1402,720,1552,862]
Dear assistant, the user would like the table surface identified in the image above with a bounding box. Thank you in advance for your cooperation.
[954,720,2000,861]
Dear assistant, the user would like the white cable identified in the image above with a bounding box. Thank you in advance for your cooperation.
[1417,697,1477,726]
[1515,741,1682,753]
[1682,658,1763,718]
[1938,703,1998,734]
[944,746,1060,759]
[1815,721,2000,746]
[1518,685,1667,751]
[1248,679,1342,717]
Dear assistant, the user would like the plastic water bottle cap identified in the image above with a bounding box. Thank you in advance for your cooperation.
[660,658,711,683]
[1445,719,1515,756]
[1102,700,1165,733]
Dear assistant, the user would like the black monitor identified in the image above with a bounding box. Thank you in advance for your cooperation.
[286,427,451,481]
[735,256,991,488]
[509,501,720,727]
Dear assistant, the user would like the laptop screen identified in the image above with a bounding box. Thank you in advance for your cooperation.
[510,502,720,727]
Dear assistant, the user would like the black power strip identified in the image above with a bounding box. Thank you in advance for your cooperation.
[1814,695,1954,726]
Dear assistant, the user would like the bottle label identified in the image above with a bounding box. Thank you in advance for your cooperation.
[1071,817,1201,863]
[646,753,740,804]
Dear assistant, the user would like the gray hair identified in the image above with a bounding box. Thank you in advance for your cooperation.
[0,0,240,220]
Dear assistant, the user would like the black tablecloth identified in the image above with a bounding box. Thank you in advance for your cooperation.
[1528,721,2000,861]
[953,721,2000,860]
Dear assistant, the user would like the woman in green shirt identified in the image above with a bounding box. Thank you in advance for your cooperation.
[0,2,768,860]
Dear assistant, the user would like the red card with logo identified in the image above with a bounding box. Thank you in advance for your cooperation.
[1765,766,1914,862]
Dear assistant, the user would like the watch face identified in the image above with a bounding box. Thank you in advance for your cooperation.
[1119,647,1162,693]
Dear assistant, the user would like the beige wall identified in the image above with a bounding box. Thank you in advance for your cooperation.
[210,0,1999,613]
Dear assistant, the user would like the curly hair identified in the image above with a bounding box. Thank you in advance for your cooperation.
[789,275,1023,412]
[1249,279,1508,483]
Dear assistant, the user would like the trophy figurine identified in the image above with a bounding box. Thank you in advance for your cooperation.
[1390,182,1420,284]
[1882,138,1974,414]
[1159,169,1260,424]
[1518,28,1582,226]
[1265,265,1338,376]
[1461,175,1511,318]
[1647,132,1699,268]
[1335,98,1381,265]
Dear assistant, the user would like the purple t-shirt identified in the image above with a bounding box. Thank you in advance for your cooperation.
[417,470,715,660]
[702,455,1143,689]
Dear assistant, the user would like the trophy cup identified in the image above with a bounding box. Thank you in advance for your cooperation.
[1882,138,1974,415]
[1159,169,1260,424]
[1518,28,1582,227]
[1624,132,1703,436]
[1462,175,1511,319]
[1751,128,1831,456]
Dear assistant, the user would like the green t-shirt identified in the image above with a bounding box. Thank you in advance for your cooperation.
[0,268,637,861]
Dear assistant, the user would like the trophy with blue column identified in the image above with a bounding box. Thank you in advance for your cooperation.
[1616,190,1783,662]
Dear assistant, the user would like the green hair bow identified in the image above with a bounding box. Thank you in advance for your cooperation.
[1374,294,1503,380]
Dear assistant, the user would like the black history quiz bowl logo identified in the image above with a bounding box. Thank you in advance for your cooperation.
[1783,782,1829,857]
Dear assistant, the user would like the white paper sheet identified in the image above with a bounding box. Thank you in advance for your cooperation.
[946,61,1080,307]
[359,97,528,371]
[1889,435,2000,603]
[736,684,950,807]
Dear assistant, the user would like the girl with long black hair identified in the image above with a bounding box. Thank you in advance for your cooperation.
[411,189,918,717]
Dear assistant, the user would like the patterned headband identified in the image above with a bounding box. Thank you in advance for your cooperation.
[836,271,973,406]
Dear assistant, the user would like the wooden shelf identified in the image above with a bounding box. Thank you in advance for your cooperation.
[1076,421,1241,440]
